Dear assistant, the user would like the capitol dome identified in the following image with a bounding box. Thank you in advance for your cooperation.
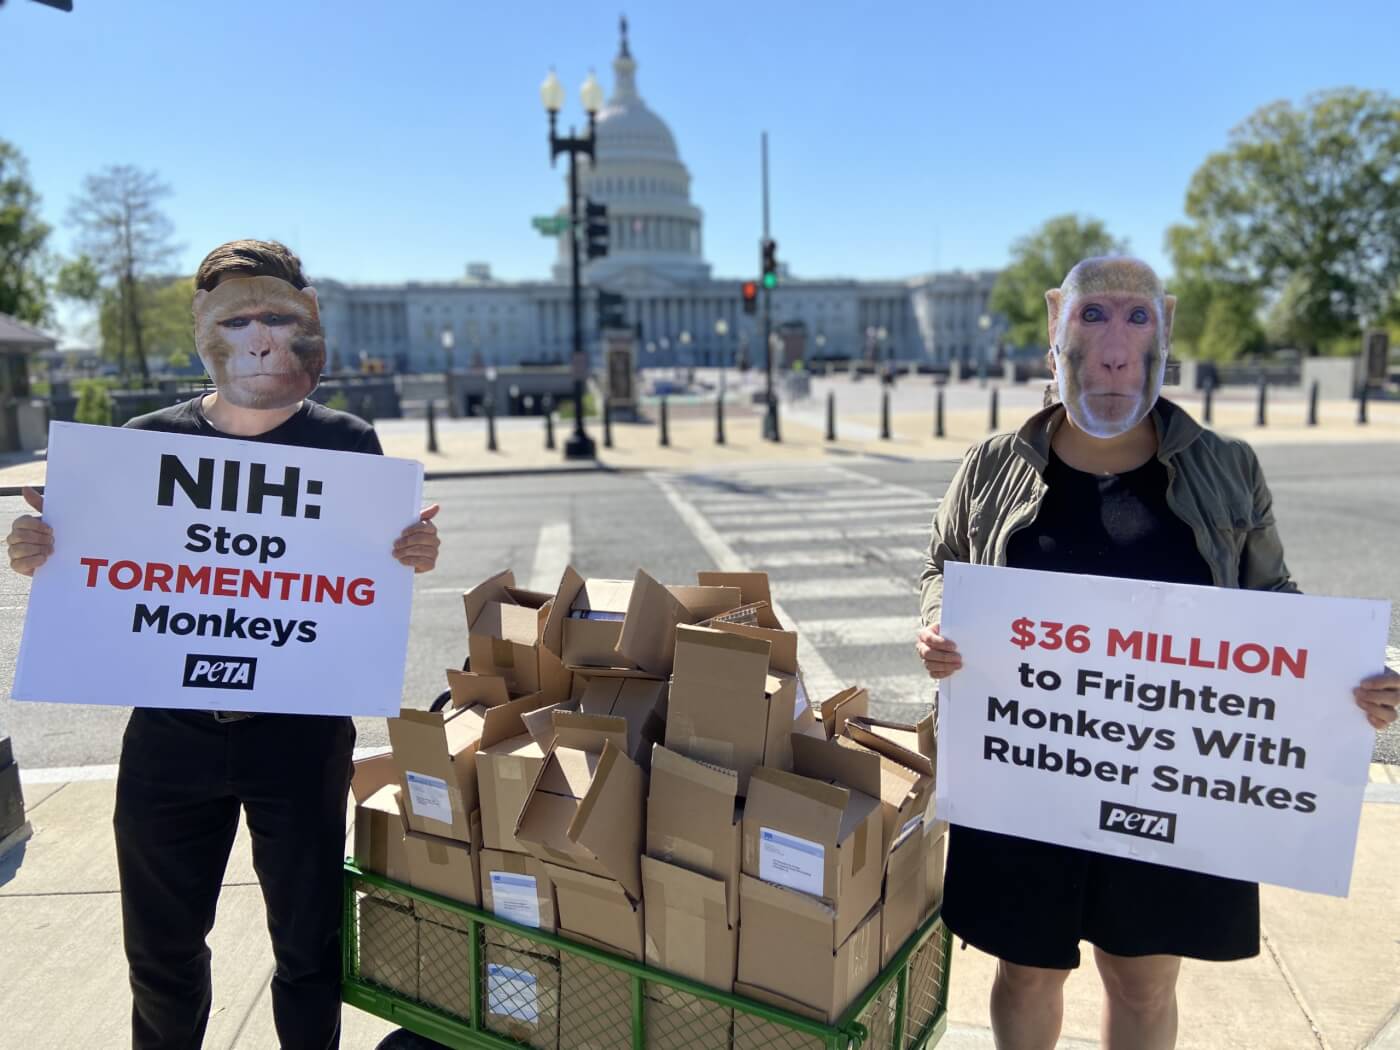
[554,19,710,286]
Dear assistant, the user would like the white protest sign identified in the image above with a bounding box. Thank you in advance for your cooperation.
[937,562,1390,896]
[13,422,422,717]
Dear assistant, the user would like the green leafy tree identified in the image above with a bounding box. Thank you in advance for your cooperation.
[67,165,179,381]
[990,215,1128,350]
[1168,88,1400,355]
[74,378,113,426]
[1165,225,1265,361]
[0,140,53,324]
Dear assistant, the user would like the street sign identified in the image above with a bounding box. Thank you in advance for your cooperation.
[531,215,571,237]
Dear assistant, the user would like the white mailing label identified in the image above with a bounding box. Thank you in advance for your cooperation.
[758,826,825,896]
[489,871,542,928]
[488,964,539,1023]
[404,771,453,825]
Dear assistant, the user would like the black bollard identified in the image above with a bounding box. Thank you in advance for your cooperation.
[988,388,999,432]
[659,396,670,447]
[1203,380,1214,424]
[1358,383,1369,425]
[485,396,498,452]
[766,396,782,443]
[715,395,726,445]
[825,391,836,441]
[603,396,613,448]
[426,400,439,453]
[935,387,945,438]
[1307,380,1319,426]
[1255,375,1267,426]
[358,394,375,425]
[880,390,891,440]
[544,395,556,450]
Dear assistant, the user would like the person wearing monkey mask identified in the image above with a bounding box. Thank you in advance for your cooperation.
[913,256,1399,1050]
[5,240,443,1050]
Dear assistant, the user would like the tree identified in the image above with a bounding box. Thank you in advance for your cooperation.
[990,215,1128,350]
[1165,224,1265,361]
[0,139,53,324]
[67,165,179,381]
[1168,88,1400,355]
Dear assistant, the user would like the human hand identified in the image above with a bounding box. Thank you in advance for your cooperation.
[916,623,962,680]
[393,504,441,574]
[1354,668,1399,731]
[7,486,53,577]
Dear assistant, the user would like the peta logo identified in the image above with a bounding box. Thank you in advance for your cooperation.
[182,653,257,690]
[1098,800,1177,843]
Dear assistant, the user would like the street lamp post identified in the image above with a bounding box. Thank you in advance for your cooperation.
[679,329,692,385]
[440,327,457,418]
[978,313,992,386]
[714,317,729,396]
[541,67,605,459]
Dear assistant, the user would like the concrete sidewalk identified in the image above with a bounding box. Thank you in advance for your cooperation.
[2,765,1398,1049]
[0,390,1396,491]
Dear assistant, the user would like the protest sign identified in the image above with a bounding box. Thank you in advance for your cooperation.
[13,422,423,717]
[937,562,1390,896]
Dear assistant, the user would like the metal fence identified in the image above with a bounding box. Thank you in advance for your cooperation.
[343,862,952,1050]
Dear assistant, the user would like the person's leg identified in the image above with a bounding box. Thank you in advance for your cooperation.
[236,714,354,1050]
[1093,947,1181,1050]
[114,710,241,1050]
[989,959,1072,1050]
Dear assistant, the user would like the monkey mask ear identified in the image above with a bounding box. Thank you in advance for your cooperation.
[1044,288,1064,351]
[1162,294,1177,345]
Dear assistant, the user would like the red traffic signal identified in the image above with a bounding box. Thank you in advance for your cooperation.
[741,280,758,315]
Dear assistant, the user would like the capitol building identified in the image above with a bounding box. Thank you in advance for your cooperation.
[314,23,1004,373]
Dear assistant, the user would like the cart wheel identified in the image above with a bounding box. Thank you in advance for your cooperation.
[374,1029,450,1050]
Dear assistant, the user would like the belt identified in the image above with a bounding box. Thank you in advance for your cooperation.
[211,710,258,724]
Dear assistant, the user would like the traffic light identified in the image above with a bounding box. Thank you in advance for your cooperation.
[597,289,626,330]
[585,200,609,260]
[761,239,778,289]
[741,280,758,316]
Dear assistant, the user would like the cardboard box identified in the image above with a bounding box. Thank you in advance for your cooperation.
[697,570,782,629]
[514,718,645,898]
[817,686,869,740]
[546,863,645,961]
[924,821,948,921]
[542,566,740,679]
[881,818,930,968]
[351,753,412,884]
[476,685,569,854]
[482,941,561,1050]
[577,677,669,767]
[418,916,474,1021]
[389,672,555,844]
[736,875,881,1023]
[358,896,418,999]
[641,856,736,992]
[731,982,828,1050]
[645,744,741,927]
[645,983,733,1050]
[665,624,796,795]
[844,714,936,779]
[404,814,481,909]
[741,740,883,946]
[480,848,558,955]
[709,619,815,732]
[559,941,634,1050]
[464,570,572,699]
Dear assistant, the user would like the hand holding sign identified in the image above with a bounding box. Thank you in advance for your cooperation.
[1356,669,1400,730]
[6,486,52,577]
[915,622,962,680]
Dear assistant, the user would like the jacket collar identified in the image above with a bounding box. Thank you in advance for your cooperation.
[1011,396,1204,474]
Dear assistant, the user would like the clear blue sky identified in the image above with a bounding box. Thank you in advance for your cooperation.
[4,0,1399,295]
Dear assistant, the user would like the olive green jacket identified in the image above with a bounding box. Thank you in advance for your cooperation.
[919,397,1298,628]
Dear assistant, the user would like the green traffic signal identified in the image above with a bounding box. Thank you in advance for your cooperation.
[762,272,777,290]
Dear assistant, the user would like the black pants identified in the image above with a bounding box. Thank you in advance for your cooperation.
[114,708,355,1050]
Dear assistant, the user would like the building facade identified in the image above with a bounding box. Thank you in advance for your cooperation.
[314,24,1007,373]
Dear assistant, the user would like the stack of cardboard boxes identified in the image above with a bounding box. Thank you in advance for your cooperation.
[349,565,948,1048]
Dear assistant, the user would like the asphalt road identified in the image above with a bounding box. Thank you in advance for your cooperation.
[0,440,1395,769]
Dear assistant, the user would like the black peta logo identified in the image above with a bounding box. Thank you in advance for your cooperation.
[182,653,257,691]
[1099,800,1177,844]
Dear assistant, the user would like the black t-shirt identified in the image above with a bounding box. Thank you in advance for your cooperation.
[124,396,383,456]
[1005,448,1212,586]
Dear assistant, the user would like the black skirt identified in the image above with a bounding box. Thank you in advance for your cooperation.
[941,823,1260,970]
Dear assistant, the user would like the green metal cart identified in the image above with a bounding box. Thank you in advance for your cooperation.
[342,860,952,1050]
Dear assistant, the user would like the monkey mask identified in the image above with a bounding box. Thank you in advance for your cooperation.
[192,276,325,410]
[1044,257,1176,439]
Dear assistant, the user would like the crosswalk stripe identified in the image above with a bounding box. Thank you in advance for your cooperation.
[732,523,930,546]
[704,506,934,528]
[797,615,921,648]
[754,546,924,569]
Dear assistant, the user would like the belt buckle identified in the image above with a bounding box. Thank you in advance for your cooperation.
[211,710,253,724]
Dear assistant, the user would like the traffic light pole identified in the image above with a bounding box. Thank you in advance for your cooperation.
[760,132,778,442]
[549,111,598,460]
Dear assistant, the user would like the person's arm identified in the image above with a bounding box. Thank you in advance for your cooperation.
[1238,445,1299,594]
[915,446,978,680]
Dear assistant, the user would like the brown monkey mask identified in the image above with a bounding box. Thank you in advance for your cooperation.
[1044,258,1176,439]
[192,276,325,410]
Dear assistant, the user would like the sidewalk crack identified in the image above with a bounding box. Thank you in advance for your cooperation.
[1261,920,1331,1050]
[226,962,275,1049]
